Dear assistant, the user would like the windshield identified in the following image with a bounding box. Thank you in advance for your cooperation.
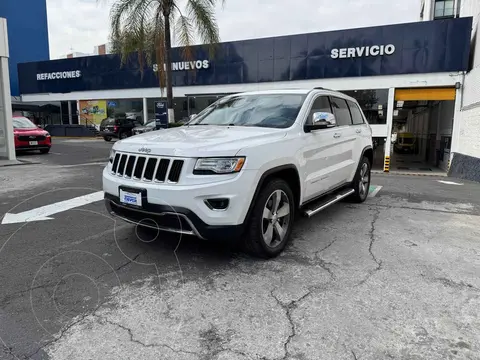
[188,94,306,128]
[146,121,156,127]
[400,137,414,144]
[101,118,116,126]
[13,117,36,129]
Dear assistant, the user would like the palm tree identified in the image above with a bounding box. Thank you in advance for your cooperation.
[107,0,225,123]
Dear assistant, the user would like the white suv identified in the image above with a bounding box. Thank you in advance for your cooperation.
[103,88,373,258]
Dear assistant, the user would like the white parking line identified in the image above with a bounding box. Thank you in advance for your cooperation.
[1,191,104,224]
[437,180,463,185]
[369,185,383,197]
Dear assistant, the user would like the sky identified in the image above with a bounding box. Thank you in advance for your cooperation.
[46,0,421,59]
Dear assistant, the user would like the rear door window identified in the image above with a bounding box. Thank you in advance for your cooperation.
[347,100,365,125]
[101,118,115,126]
[329,97,353,126]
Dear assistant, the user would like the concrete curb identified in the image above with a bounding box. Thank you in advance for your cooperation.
[52,136,101,139]
[372,170,447,177]
[0,160,40,167]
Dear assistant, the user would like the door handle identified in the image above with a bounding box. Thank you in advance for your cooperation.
[333,133,341,138]
[356,128,362,133]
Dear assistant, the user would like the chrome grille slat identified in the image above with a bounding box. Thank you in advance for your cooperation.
[164,159,174,183]
[155,159,170,182]
[117,154,128,176]
[143,157,158,181]
[139,156,149,180]
[168,160,184,183]
[133,156,147,179]
[112,153,121,173]
[124,155,136,178]
[149,158,161,183]
[111,152,184,184]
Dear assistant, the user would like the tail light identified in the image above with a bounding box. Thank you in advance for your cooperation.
[113,125,119,132]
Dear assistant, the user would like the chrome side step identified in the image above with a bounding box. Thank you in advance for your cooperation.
[302,188,355,218]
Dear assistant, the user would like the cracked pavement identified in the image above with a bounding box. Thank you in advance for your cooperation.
[1,140,480,359]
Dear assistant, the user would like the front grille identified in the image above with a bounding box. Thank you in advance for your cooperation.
[18,135,46,141]
[111,152,184,183]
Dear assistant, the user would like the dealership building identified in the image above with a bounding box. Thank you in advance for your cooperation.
[16,0,480,181]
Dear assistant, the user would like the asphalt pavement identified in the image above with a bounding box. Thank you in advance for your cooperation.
[1,138,480,360]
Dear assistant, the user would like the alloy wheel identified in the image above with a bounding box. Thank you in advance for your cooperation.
[359,163,370,198]
[262,190,291,248]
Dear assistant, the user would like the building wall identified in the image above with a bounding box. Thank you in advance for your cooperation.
[450,0,480,181]
[17,18,472,96]
[0,0,50,96]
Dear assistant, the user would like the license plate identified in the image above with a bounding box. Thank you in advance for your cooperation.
[29,141,38,145]
[119,189,142,207]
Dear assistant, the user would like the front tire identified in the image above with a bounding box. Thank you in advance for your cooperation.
[119,132,128,140]
[349,156,371,203]
[244,179,295,258]
[103,136,112,142]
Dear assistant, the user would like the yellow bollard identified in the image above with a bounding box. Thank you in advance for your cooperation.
[384,156,390,172]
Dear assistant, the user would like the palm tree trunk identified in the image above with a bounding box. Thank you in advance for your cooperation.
[164,14,175,124]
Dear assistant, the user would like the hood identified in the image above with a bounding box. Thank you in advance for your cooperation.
[114,125,287,157]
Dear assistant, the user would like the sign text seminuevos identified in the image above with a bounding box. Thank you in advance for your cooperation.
[153,60,210,72]
[331,44,395,59]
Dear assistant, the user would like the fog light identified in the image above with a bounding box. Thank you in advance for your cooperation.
[204,198,229,210]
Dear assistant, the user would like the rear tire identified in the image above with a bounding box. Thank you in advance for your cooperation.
[103,136,112,142]
[40,148,50,154]
[349,156,371,203]
[244,179,295,258]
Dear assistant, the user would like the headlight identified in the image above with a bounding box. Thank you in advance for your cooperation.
[45,132,51,137]
[194,157,245,174]
[109,148,116,163]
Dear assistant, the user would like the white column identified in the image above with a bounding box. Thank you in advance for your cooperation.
[450,84,463,159]
[143,97,148,124]
[384,88,395,158]
[67,101,72,124]
[76,100,80,125]
[423,0,433,21]
[0,18,15,160]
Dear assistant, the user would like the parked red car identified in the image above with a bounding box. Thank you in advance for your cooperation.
[13,116,51,153]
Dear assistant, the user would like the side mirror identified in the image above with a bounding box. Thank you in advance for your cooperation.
[304,112,336,132]
[189,114,197,120]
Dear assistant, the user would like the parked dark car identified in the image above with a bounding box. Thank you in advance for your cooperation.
[99,116,141,142]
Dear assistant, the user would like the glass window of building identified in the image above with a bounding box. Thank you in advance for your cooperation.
[107,99,143,122]
[341,89,388,125]
[147,97,189,123]
[434,0,455,19]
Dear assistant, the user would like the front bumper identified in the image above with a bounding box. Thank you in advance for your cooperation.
[105,194,244,240]
[102,165,258,236]
[15,139,51,151]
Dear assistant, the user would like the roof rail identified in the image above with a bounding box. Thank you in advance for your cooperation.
[312,87,335,91]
